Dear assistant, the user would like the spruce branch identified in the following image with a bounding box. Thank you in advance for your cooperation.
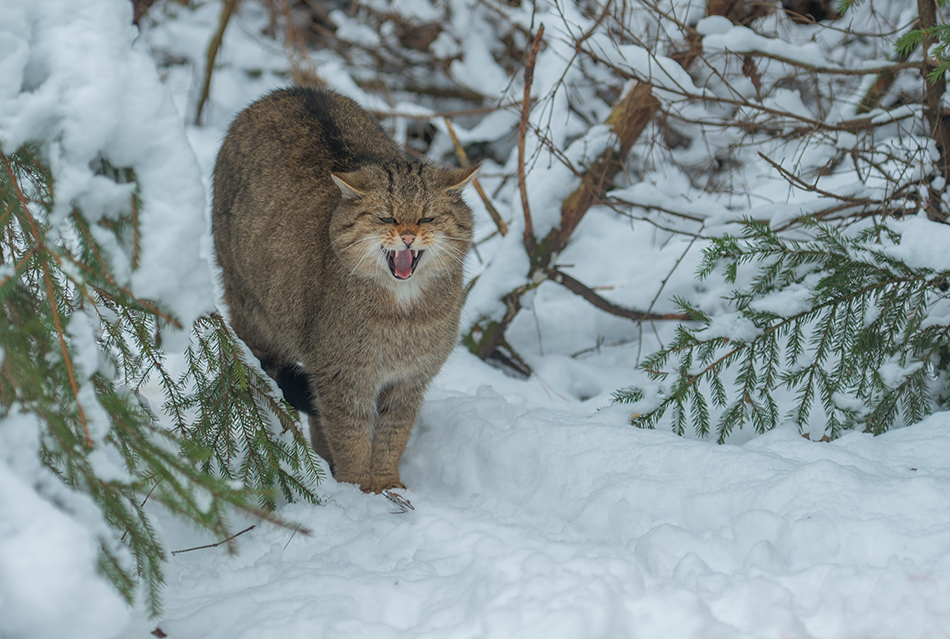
[1,145,321,617]
[2,150,92,446]
[614,219,950,441]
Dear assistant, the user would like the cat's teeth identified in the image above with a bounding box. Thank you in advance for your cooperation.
[412,250,419,258]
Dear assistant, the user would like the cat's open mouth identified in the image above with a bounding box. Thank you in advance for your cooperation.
[386,248,423,280]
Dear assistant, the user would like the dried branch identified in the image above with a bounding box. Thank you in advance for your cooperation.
[545,268,690,322]
[518,24,545,253]
[757,152,881,207]
[272,0,323,87]
[444,118,508,236]
[195,0,239,124]
[170,525,256,555]
[384,489,414,514]
[557,81,660,248]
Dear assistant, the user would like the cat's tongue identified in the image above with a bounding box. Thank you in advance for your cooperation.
[393,249,413,279]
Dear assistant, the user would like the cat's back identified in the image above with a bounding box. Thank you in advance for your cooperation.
[214,88,403,200]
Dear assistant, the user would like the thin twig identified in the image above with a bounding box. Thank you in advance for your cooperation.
[757,152,879,206]
[282,524,302,550]
[370,102,519,121]
[195,0,239,125]
[579,45,922,134]
[518,24,545,253]
[637,234,701,364]
[139,480,161,508]
[171,525,256,555]
[707,48,920,77]
[130,195,140,269]
[444,118,508,236]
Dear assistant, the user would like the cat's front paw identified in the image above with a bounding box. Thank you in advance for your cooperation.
[365,478,407,494]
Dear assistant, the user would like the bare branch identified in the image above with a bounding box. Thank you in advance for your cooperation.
[195,0,239,125]
[171,525,256,555]
[519,24,545,253]
[545,268,690,322]
[444,118,508,236]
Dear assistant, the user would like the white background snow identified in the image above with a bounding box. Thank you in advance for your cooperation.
[2,0,950,638]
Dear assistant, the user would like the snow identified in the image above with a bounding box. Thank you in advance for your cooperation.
[748,273,822,318]
[0,0,214,348]
[0,413,129,639]
[877,357,925,390]
[694,312,761,342]
[698,19,843,70]
[125,364,950,638]
[4,0,950,637]
[330,10,382,48]
[887,214,950,271]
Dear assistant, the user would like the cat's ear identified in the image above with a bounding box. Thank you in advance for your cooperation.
[443,165,479,193]
[331,172,368,200]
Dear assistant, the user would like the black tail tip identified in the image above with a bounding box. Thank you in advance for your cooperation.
[274,365,317,415]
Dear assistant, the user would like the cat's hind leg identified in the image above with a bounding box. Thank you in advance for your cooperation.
[308,414,334,471]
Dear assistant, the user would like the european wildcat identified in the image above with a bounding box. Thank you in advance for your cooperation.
[212,87,475,493]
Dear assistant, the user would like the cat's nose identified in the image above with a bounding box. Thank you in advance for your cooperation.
[401,234,415,247]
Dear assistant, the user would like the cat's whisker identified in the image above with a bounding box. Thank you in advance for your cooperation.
[337,235,380,253]
[332,233,369,248]
[349,243,381,277]
[427,243,467,267]
[437,242,468,258]
[431,252,464,269]
[428,251,454,272]
[432,237,469,252]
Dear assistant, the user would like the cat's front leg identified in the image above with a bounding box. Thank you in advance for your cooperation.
[369,378,427,493]
[315,378,376,491]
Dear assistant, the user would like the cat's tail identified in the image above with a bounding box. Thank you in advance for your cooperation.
[272,364,318,415]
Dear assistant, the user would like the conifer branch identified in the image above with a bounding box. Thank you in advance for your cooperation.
[2,150,92,446]
[2,146,320,614]
[615,219,950,440]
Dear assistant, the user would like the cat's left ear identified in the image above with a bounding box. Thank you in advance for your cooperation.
[443,165,479,193]
[331,171,369,200]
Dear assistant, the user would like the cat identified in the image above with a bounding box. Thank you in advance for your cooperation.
[212,87,476,493]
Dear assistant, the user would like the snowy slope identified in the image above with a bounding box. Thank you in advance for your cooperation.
[126,353,950,639]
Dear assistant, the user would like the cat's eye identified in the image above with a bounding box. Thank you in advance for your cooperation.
[379,217,397,224]
[417,217,434,223]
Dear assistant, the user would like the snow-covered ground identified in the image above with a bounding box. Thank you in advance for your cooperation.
[3,0,950,637]
[128,352,950,638]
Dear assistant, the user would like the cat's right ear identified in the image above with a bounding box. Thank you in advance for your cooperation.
[331,172,367,200]
[443,165,479,193]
